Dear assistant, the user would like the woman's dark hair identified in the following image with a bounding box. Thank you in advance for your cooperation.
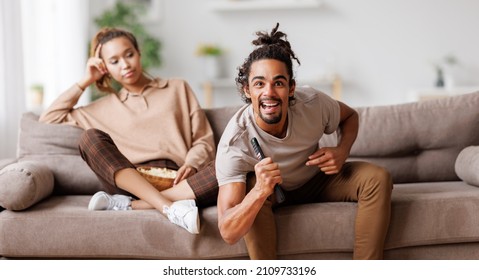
[90,28,140,93]
[236,23,301,103]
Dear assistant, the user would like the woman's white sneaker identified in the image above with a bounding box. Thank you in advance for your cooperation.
[163,200,200,234]
[88,191,132,211]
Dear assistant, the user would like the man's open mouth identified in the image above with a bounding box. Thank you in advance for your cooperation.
[260,99,281,113]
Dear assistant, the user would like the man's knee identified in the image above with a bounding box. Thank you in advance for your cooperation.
[357,162,393,198]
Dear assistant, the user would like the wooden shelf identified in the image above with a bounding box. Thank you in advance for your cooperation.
[208,0,323,12]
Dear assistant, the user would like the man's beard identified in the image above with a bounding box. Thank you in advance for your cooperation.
[258,97,283,124]
[259,110,282,124]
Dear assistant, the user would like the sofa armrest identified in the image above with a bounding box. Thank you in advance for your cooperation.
[0,158,17,170]
[455,146,479,187]
[1,159,16,213]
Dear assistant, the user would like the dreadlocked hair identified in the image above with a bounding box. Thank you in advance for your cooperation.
[236,23,301,103]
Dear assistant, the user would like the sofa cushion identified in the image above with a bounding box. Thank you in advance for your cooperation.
[204,106,242,146]
[386,181,479,250]
[325,92,479,183]
[0,196,248,259]
[0,161,54,210]
[455,146,479,187]
[2,181,479,259]
[17,112,102,195]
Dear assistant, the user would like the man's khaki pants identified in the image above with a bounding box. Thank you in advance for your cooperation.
[244,161,393,260]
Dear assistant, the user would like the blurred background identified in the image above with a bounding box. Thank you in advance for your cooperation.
[1,0,479,158]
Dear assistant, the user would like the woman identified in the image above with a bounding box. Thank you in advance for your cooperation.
[39,28,218,234]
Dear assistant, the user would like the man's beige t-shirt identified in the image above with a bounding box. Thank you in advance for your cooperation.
[215,86,340,191]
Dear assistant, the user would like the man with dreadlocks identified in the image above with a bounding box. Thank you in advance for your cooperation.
[215,23,393,260]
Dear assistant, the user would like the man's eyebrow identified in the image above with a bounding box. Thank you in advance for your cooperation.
[251,76,265,82]
[251,75,288,82]
[273,75,288,81]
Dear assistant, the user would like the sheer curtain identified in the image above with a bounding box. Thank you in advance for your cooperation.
[0,0,89,159]
[22,0,89,111]
[0,0,25,159]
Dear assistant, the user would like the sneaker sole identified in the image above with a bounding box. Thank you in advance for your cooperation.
[189,207,200,234]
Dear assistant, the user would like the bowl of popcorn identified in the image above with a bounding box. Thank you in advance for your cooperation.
[136,167,177,191]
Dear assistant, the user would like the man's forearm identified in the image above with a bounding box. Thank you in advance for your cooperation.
[218,186,270,245]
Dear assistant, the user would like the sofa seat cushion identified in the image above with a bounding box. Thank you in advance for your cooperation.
[275,182,479,257]
[0,196,247,259]
[1,181,478,259]
[0,196,358,259]
[386,181,479,249]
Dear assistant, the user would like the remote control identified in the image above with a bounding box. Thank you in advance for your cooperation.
[251,137,285,203]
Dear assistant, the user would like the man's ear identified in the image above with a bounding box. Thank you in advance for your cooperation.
[289,80,296,97]
[244,86,251,98]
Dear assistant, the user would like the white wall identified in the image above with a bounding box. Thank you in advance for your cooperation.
[119,0,479,108]
[19,0,479,108]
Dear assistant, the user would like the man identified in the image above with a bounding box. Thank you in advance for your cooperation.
[215,23,393,259]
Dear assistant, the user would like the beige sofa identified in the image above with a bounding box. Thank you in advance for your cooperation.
[1,91,479,259]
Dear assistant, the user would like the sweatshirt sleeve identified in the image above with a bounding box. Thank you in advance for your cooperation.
[183,84,216,170]
[38,84,84,126]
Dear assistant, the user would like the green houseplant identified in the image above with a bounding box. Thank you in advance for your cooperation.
[196,44,223,57]
[196,43,224,79]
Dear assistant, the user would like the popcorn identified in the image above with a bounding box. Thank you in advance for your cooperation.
[137,167,177,179]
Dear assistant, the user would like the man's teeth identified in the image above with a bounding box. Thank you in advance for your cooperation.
[261,102,279,108]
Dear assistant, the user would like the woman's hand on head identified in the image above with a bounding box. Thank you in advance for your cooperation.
[79,44,108,88]
[85,57,107,82]
[173,164,197,185]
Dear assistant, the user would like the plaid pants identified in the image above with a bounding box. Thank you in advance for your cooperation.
[78,128,218,207]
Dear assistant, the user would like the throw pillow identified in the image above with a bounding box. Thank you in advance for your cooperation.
[455,146,479,187]
[0,161,54,210]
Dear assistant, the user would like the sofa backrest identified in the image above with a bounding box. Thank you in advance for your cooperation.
[204,106,242,146]
[15,91,479,194]
[205,92,479,184]
[17,113,102,195]
[321,91,479,183]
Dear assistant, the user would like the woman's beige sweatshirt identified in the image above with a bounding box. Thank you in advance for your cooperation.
[39,78,215,169]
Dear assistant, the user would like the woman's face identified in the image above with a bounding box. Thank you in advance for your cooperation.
[100,36,143,86]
